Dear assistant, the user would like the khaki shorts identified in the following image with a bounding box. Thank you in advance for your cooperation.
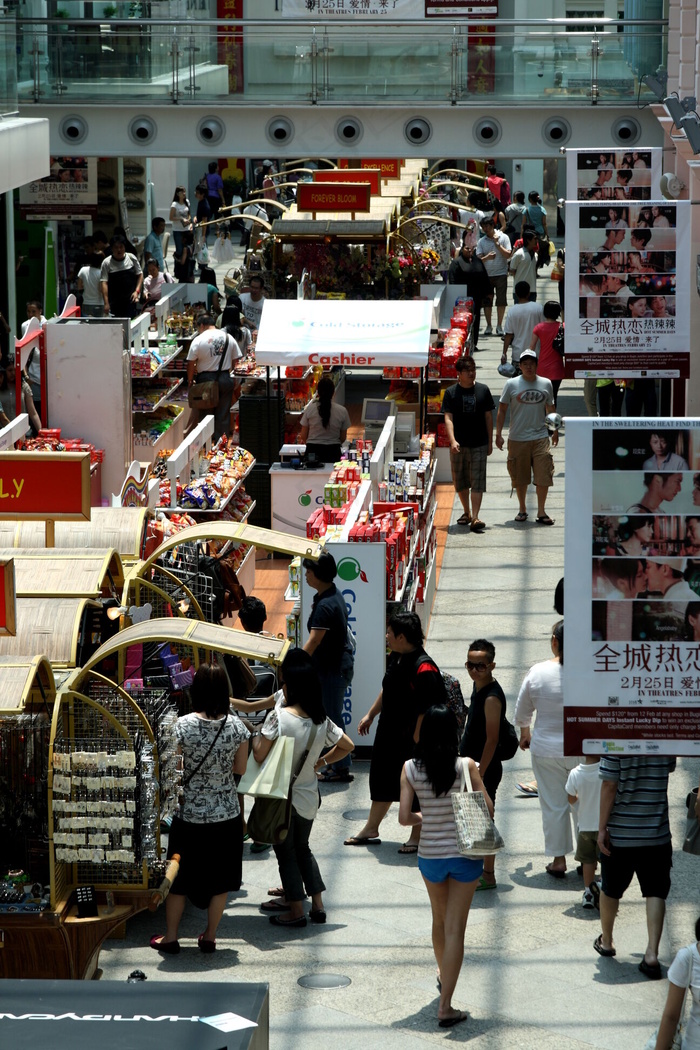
[506,437,554,489]
[450,445,488,494]
[575,829,599,866]
[484,273,508,307]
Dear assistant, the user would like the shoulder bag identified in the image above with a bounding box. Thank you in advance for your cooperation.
[178,715,227,802]
[682,788,700,855]
[187,337,228,411]
[451,757,505,858]
[552,322,565,357]
[246,725,320,845]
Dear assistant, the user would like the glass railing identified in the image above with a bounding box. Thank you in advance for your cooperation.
[0,14,18,116]
[14,17,668,107]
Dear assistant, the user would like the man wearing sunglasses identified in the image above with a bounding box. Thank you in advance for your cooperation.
[459,639,505,890]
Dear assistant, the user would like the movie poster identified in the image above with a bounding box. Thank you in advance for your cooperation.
[564,417,700,757]
[19,157,98,221]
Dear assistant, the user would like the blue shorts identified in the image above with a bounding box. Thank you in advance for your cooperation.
[417,855,484,884]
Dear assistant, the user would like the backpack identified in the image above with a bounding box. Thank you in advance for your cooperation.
[442,672,467,736]
[410,651,448,708]
[498,715,519,760]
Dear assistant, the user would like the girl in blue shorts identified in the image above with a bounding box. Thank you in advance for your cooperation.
[400,705,493,1029]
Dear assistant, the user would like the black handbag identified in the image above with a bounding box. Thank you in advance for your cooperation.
[552,322,565,357]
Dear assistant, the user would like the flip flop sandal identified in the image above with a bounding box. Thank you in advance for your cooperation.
[457,513,471,525]
[267,886,286,897]
[438,1012,468,1028]
[536,515,555,526]
[470,519,486,532]
[546,864,567,879]
[475,876,497,891]
[515,512,528,522]
[344,836,381,847]
[593,934,616,957]
[261,899,289,912]
[398,843,419,854]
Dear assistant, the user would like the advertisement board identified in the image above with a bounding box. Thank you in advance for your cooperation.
[282,0,496,15]
[256,300,432,367]
[339,159,402,179]
[314,169,381,196]
[19,157,98,221]
[563,148,688,378]
[564,417,700,757]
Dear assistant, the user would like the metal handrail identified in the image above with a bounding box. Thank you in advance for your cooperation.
[12,16,668,28]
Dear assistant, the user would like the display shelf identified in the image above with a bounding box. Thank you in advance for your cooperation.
[131,348,183,380]
[416,547,438,631]
[161,457,256,515]
[393,527,419,604]
[132,379,183,415]
[285,583,300,602]
[133,407,185,461]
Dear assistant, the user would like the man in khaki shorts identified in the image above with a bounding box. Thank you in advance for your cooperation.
[495,348,557,525]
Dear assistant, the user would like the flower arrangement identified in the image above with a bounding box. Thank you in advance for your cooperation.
[374,247,441,289]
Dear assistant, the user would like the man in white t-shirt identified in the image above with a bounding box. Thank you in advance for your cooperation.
[496,349,557,525]
[475,216,511,337]
[186,312,241,441]
[239,276,267,329]
[19,300,47,407]
[501,283,544,366]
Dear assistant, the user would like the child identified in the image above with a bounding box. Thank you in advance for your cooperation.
[566,756,602,909]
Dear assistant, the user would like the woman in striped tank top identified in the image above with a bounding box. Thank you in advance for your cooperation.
[400,705,493,1029]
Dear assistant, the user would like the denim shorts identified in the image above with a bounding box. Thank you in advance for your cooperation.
[417,855,484,884]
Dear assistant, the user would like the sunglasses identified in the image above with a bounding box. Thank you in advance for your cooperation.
[465,660,489,672]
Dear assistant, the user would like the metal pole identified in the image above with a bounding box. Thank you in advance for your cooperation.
[310,27,318,105]
[590,30,600,105]
[5,191,16,341]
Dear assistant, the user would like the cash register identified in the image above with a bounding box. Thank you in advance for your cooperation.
[361,398,397,445]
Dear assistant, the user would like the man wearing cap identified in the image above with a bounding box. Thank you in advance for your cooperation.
[475,215,511,337]
[496,348,557,525]
[644,559,697,601]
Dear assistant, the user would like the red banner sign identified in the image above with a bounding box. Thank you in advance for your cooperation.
[217,0,244,94]
[0,453,91,521]
[314,168,381,195]
[297,183,371,213]
[0,559,16,636]
[339,159,402,179]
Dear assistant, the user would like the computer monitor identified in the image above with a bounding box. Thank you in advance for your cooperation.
[361,398,397,426]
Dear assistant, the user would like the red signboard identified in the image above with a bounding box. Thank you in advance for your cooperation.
[217,0,244,94]
[0,559,16,636]
[339,159,402,180]
[297,183,371,213]
[0,453,91,521]
[314,168,381,195]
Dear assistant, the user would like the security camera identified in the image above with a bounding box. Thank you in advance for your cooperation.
[266,117,294,144]
[680,112,700,154]
[335,117,363,144]
[128,116,157,144]
[404,118,432,145]
[197,117,225,145]
[664,94,697,130]
[611,117,640,145]
[60,115,88,144]
[641,67,667,102]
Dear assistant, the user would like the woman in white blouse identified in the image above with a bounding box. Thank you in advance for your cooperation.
[654,915,700,1049]
[514,621,578,878]
[169,185,192,255]
[253,651,354,928]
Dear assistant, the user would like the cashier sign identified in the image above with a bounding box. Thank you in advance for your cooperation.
[255,300,432,368]
[0,452,91,521]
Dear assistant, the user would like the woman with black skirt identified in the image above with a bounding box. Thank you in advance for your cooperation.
[150,663,249,954]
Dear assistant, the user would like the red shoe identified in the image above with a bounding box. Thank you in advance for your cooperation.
[150,935,180,954]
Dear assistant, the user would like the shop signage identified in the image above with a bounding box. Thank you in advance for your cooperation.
[314,168,381,195]
[0,452,91,521]
[282,0,496,15]
[564,417,700,756]
[297,183,371,214]
[256,300,432,367]
[339,159,402,179]
[0,559,16,636]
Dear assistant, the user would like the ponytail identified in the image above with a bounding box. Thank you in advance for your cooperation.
[552,619,564,665]
[316,376,334,429]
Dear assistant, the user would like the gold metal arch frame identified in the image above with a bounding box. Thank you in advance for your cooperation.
[140,522,324,575]
[427,163,486,181]
[122,564,205,625]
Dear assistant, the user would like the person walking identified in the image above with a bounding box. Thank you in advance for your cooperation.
[150,663,249,954]
[653,916,700,1049]
[475,216,511,337]
[594,754,676,977]
[441,355,494,531]
[446,233,490,352]
[185,312,241,441]
[521,191,550,271]
[501,282,543,368]
[515,621,578,877]
[345,612,445,852]
[495,348,557,525]
[530,300,564,406]
[400,705,492,1028]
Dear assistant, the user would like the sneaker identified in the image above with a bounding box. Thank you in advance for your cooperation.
[582,890,595,909]
[496,325,504,336]
[483,326,493,337]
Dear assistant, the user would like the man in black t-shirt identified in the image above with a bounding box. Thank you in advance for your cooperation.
[442,355,495,532]
[302,551,355,782]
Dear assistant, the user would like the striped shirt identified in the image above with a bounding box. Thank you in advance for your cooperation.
[600,755,675,848]
[405,758,465,859]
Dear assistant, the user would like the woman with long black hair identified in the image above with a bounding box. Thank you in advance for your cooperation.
[253,650,354,927]
[298,375,350,464]
[400,705,492,1028]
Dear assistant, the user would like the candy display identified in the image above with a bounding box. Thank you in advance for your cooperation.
[133,406,183,448]
[155,442,255,512]
[18,430,104,464]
